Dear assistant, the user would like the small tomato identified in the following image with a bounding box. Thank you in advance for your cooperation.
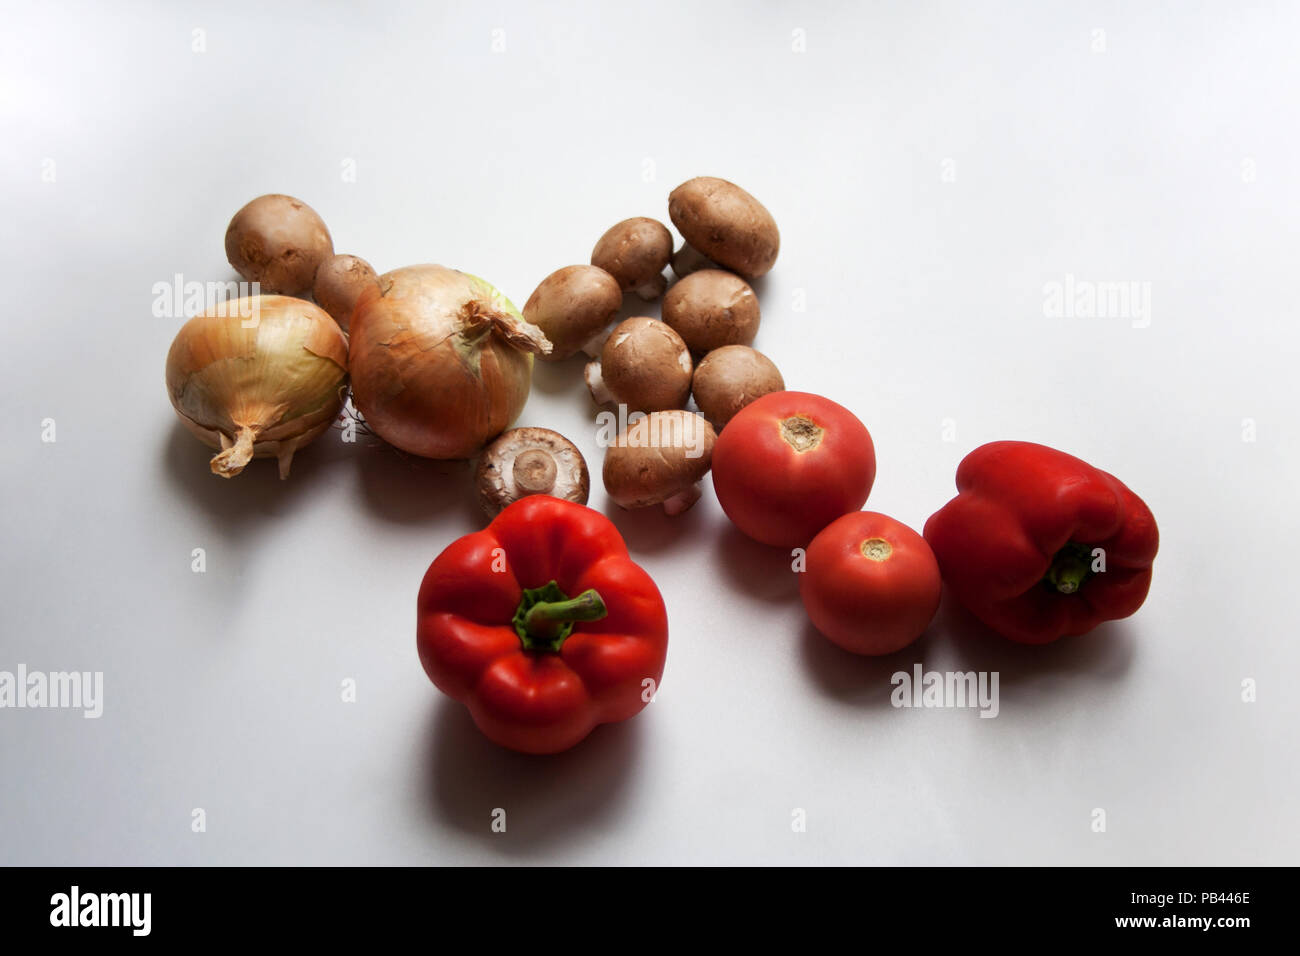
[800,512,941,655]
[712,391,875,548]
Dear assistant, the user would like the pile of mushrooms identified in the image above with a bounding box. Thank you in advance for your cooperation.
[515,175,786,514]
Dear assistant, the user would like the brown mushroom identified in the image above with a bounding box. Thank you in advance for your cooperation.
[671,244,720,279]
[224,194,334,296]
[661,269,760,355]
[667,177,779,279]
[522,265,623,360]
[691,345,785,429]
[585,317,692,413]
[476,427,590,517]
[603,410,716,515]
[313,254,379,333]
[591,217,673,300]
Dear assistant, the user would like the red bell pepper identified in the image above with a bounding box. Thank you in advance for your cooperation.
[417,495,668,754]
[924,441,1158,644]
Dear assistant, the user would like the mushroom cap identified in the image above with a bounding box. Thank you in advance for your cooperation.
[476,427,590,517]
[522,265,623,360]
[224,194,334,296]
[603,410,716,509]
[691,345,785,429]
[667,177,779,279]
[591,217,673,294]
[661,269,760,355]
[598,316,693,413]
[313,253,379,333]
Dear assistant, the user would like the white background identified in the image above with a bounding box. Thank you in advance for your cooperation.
[2,0,1296,865]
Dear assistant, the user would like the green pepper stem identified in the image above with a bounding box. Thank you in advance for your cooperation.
[1045,545,1093,594]
[525,590,606,637]
[513,580,608,652]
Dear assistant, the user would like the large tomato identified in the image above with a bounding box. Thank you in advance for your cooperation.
[800,511,941,655]
[711,391,875,548]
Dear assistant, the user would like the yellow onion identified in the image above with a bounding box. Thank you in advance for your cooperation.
[349,265,551,459]
[166,295,349,479]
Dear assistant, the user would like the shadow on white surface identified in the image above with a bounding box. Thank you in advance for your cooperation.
[799,618,943,706]
[797,589,1138,706]
[711,524,802,604]
[353,443,483,528]
[935,589,1139,690]
[423,698,643,853]
[529,352,589,398]
[163,420,335,528]
[600,494,710,555]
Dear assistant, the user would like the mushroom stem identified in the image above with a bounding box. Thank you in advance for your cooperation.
[210,426,258,478]
[633,274,668,301]
[662,484,703,516]
[580,324,614,358]
[513,449,557,495]
[585,359,613,407]
[671,244,718,279]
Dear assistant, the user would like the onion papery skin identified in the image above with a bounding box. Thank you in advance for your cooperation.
[348,265,550,459]
[165,295,349,479]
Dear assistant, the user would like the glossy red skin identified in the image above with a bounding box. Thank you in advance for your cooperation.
[712,391,876,548]
[801,512,942,655]
[416,496,668,754]
[924,441,1159,644]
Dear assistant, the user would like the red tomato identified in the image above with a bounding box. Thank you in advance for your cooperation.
[800,511,941,655]
[711,391,875,548]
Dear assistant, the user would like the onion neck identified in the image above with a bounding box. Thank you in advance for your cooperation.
[459,299,553,357]
[210,426,258,478]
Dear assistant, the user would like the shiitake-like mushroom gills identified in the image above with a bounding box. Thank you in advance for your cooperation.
[476,427,590,517]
